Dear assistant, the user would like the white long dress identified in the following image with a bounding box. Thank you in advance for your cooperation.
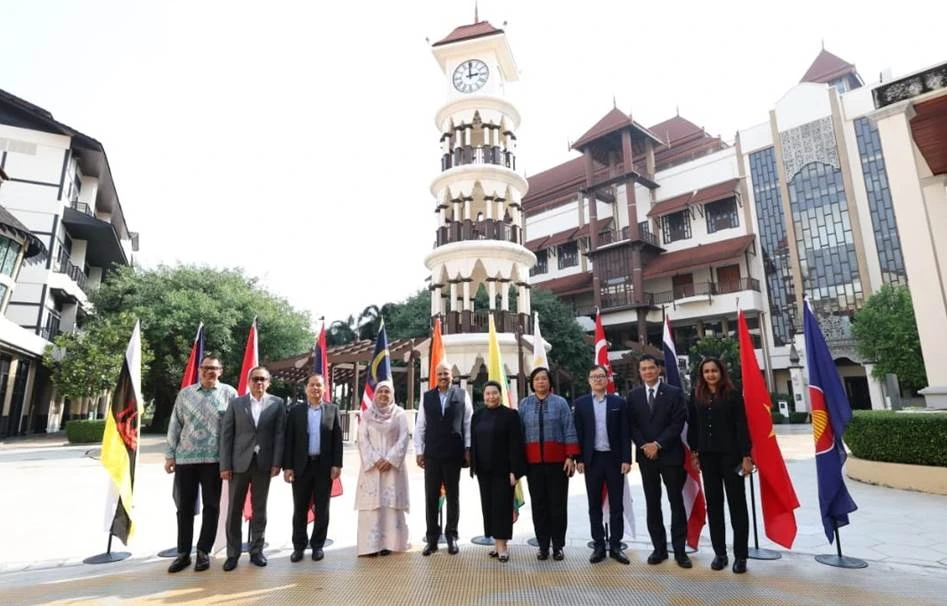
[355,404,410,555]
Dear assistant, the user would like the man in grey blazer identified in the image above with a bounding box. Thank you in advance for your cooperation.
[219,365,285,571]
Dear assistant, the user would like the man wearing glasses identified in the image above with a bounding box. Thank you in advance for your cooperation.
[573,365,631,565]
[165,355,239,573]
[219,366,285,571]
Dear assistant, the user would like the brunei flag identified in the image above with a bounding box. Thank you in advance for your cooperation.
[487,314,526,515]
[101,320,144,545]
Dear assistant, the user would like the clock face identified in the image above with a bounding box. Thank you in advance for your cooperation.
[452,59,489,93]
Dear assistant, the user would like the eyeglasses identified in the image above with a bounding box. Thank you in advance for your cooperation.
[200,366,222,371]
[589,374,608,380]
[250,376,269,382]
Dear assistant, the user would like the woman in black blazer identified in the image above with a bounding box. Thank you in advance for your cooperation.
[687,357,753,574]
[470,380,526,562]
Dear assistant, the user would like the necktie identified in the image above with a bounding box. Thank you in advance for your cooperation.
[648,388,655,412]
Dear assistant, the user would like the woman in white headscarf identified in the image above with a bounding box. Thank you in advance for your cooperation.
[356,380,410,556]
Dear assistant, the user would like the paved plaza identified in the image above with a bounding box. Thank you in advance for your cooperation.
[1,426,945,605]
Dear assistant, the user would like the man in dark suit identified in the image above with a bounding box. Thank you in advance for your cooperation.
[219,365,285,571]
[573,365,631,565]
[283,373,343,563]
[414,361,472,556]
[627,354,691,568]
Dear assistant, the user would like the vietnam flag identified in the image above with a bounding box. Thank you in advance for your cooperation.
[101,320,144,545]
[737,310,799,549]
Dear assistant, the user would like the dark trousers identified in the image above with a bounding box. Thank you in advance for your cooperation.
[699,451,749,558]
[174,462,221,555]
[226,456,272,557]
[476,472,514,540]
[291,458,331,550]
[424,457,461,543]
[639,458,687,555]
[585,451,624,549]
[526,462,569,550]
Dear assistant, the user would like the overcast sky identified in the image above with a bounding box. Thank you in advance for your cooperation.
[2,0,944,329]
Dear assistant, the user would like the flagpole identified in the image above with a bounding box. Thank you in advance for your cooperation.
[84,532,131,564]
[746,469,781,560]
[815,520,868,568]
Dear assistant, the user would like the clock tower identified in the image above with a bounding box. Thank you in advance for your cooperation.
[424,19,540,401]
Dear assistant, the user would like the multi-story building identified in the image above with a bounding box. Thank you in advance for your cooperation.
[0,88,138,436]
[524,49,917,411]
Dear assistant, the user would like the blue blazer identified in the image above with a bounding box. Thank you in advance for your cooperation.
[573,393,631,466]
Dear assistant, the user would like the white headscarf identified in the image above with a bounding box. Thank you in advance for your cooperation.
[368,380,398,423]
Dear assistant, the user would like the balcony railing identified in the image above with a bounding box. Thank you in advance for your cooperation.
[441,145,516,171]
[441,310,532,335]
[716,277,761,294]
[596,226,661,248]
[652,278,761,305]
[58,258,88,291]
[436,219,520,247]
[600,285,654,310]
[70,200,93,216]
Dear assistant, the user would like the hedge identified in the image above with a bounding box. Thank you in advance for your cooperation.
[65,419,106,444]
[845,410,947,467]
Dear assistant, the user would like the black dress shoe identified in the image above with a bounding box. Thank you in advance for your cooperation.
[250,552,267,567]
[589,547,607,564]
[497,553,509,563]
[553,548,564,561]
[222,556,238,572]
[422,542,438,556]
[537,549,549,561]
[647,550,669,565]
[609,549,630,565]
[167,554,191,574]
[194,551,210,572]
[312,548,325,561]
[675,554,693,569]
[711,554,729,571]
[379,549,392,556]
[732,558,747,574]
[290,550,304,563]
[446,539,459,555]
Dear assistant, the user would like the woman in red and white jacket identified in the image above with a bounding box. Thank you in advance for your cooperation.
[517,367,579,561]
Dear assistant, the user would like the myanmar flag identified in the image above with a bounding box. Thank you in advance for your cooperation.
[101,320,144,545]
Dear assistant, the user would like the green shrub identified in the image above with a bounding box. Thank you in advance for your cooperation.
[65,419,106,443]
[845,411,947,467]
[771,409,786,424]
[789,412,810,424]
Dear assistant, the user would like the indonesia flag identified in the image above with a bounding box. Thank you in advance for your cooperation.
[237,318,259,396]
[663,317,706,549]
[594,310,616,394]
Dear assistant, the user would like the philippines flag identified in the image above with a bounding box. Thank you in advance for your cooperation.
[804,300,858,542]
[663,317,706,550]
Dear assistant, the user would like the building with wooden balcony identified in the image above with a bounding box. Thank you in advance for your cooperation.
[523,49,929,410]
[0,87,138,436]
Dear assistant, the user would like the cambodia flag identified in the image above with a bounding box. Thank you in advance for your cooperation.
[663,317,706,550]
[313,323,331,403]
[804,301,858,542]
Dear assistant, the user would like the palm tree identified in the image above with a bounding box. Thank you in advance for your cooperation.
[327,315,358,346]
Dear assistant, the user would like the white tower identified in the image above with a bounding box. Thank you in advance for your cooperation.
[424,20,537,400]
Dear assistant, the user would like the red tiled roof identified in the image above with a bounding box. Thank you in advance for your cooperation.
[544,227,578,249]
[573,217,612,239]
[648,178,741,217]
[800,49,856,84]
[572,108,635,150]
[649,115,704,145]
[644,234,755,279]
[525,156,585,202]
[524,235,550,252]
[432,21,503,47]
[533,271,593,296]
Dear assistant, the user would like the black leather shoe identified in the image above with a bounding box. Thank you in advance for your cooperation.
[290,550,304,563]
[222,556,238,572]
[194,551,210,572]
[447,539,459,555]
[609,549,630,565]
[167,554,191,573]
[711,554,728,571]
[675,554,693,569]
[380,549,392,556]
[589,547,607,564]
[647,550,669,565]
[732,558,747,574]
[537,549,549,561]
[250,552,267,567]
[422,542,438,556]
[312,548,325,561]
[553,548,564,561]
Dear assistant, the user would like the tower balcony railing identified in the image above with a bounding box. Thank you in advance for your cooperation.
[435,219,521,247]
[600,284,654,310]
[441,145,516,171]
[438,310,532,335]
[652,278,761,304]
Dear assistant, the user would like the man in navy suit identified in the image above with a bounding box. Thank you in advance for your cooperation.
[627,354,691,568]
[573,365,631,565]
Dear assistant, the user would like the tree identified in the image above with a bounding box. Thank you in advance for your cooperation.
[327,315,358,346]
[852,284,926,393]
[43,312,153,401]
[688,335,741,387]
[91,265,313,430]
[386,289,431,340]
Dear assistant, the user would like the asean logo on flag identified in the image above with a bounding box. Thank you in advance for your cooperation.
[810,389,834,454]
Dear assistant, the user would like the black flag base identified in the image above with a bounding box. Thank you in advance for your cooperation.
[527,537,539,547]
[748,546,782,560]
[420,534,448,545]
[85,534,131,565]
[586,524,627,550]
[240,541,271,553]
[746,470,782,560]
[157,546,195,558]
[667,542,699,555]
[471,536,496,546]
[815,553,868,568]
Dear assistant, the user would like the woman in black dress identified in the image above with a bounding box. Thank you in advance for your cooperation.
[687,357,753,574]
[470,380,527,562]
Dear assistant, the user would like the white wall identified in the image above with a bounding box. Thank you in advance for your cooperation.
[773,84,833,131]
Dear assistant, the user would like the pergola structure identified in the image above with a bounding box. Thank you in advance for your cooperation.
[266,338,428,410]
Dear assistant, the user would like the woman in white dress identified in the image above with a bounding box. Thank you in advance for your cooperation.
[356,380,410,556]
